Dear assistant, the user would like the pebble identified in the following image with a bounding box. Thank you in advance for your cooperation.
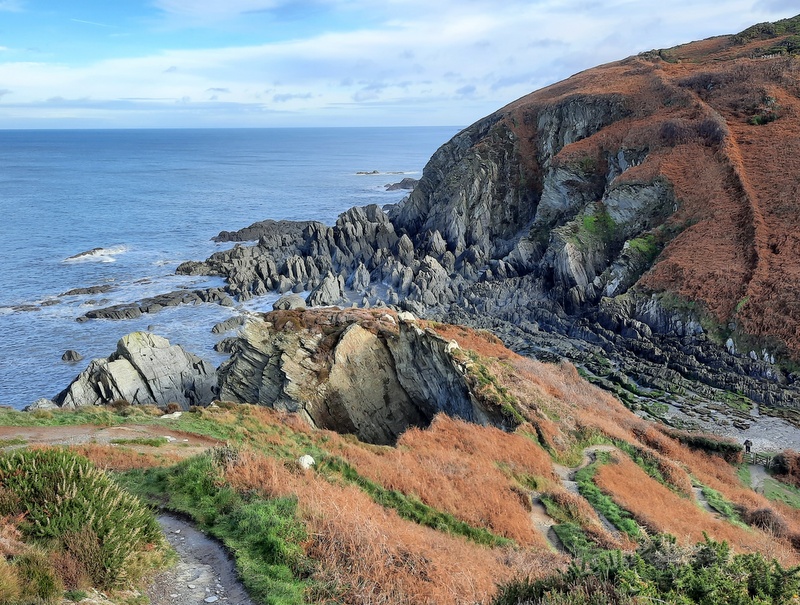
[205,597,219,603]
[188,584,196,589]
[170,594,179,598]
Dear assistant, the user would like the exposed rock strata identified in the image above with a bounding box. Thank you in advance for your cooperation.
[55,332,217,409]
[218,309,513,445]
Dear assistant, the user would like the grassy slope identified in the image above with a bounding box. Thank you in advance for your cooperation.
[3,316,800,604]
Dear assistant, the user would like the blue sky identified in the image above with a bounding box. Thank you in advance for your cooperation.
[0,0,796,128]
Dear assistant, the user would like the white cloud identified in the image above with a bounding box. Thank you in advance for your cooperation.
[153,0,285,19]
[0,0,795,127]
[0,0,23,12]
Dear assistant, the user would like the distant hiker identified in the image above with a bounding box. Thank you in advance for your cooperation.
[744,439,752,453]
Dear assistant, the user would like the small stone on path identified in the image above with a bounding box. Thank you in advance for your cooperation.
[205,597,219,603]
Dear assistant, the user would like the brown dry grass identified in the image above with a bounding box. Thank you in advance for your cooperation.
[68,444,185,471]
[225,450,567,605]
[331,414,555,547]
[594,453,799,565]
[499,33,800,356]
[0,516,24,558]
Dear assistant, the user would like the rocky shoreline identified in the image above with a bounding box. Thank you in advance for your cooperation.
[51,59,800,446]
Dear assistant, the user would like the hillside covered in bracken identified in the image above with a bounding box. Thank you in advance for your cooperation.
[497,15,800,356]
[6,310,800,604]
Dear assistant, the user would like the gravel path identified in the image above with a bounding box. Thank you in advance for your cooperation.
[749,464,770,494]
[145,515,254,605]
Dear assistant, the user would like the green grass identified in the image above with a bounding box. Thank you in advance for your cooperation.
[0,437,27,447]
[552,430,612,468]
[737,464,752,488]
[581,210,615,239]
[0,407,129,427]
[762,477,800,509]
[574,454,640,539]
[720,390,754,413]
[551,523,597,559]
[699,484,746,526]
[627,234,660,263]
[110,437,169,447]
[318,456,514,547]
[120,451,309,605]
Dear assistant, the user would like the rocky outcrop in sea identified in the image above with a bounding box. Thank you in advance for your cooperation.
[55,332,217,409]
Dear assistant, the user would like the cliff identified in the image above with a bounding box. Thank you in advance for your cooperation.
[218,308,515,444]
[83,16,800,429]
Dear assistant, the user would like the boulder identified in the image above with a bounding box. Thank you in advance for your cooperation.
[218,309,511,445]
[385,177,419,191]
[212,316,246,334]
[61,350,84,363]
[297,455,315,470]
[273,294,307,311]
[55,332,217,409]
[25,398,58,411]
[306,273,347,307]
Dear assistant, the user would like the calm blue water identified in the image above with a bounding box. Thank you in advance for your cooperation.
[0,127,458,409]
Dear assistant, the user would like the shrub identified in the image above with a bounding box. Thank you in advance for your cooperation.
[15,549,63,605]
[493,536,800,604]
[697,118,727,146]
[0,449,161,589]
[665,430,743,463]
[772,450,800,486]
[743,507,789,537]
[659,119,695,146]
[165,402,181,414]
[0,559,19,605]
[110,398,130,411]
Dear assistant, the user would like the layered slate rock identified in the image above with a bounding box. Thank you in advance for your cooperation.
[218,308,512,445]
[56,332,217,409]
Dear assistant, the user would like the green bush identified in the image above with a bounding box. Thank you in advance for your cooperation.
[493,535,800,604]
[0,449,160,589]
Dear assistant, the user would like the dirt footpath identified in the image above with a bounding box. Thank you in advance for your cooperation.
[146,515,254,605]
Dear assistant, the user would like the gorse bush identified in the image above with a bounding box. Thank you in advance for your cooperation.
[0,449,161,589]
[494,535,800,604]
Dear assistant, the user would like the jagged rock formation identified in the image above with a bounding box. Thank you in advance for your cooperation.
[83,17,800,427]
[56,332,217,409]
[218,308,513,445]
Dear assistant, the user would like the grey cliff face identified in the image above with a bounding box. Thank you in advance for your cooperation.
[218,311,511,445]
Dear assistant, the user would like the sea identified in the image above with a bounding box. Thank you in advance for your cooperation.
[0,127,460,410]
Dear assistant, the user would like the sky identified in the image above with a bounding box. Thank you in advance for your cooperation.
[0,0,796,129]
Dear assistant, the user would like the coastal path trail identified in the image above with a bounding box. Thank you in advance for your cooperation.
[146,515,255,605]
[0,423,254,605]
